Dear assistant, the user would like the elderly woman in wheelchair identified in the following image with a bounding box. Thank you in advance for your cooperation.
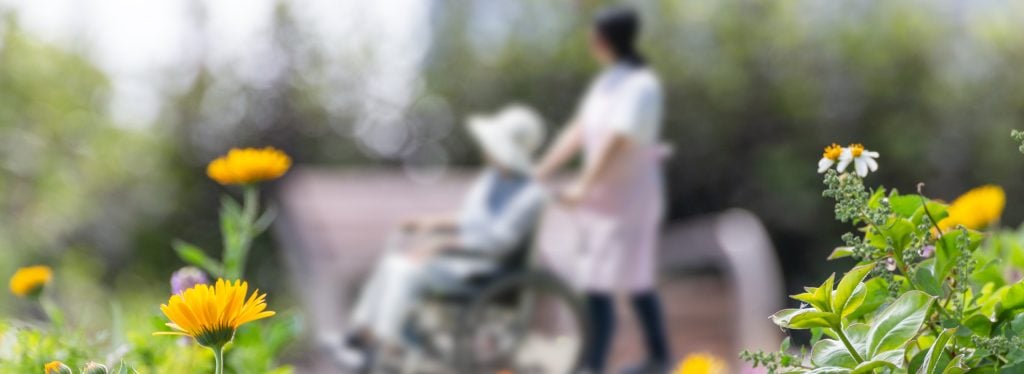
[334,105,587,373]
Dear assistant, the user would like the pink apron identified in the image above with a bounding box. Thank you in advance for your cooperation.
[571,126,668,293]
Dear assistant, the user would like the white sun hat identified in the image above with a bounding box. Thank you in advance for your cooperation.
[467,104,546,173]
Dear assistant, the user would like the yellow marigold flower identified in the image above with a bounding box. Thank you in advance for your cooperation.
[675,353,727,374]
[155,279,275,348]
[206,147,291,185]
[938,185,1005,232]
[10,265,52,298]
[44,361,72,374]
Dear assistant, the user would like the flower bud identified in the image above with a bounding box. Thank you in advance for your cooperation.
[82,362,109,374]
[44,361,72,374]
[170,266,209,294]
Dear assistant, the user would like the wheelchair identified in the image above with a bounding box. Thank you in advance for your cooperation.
[376,232,589,374]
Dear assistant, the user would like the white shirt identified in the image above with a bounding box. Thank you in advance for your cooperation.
[575,64,664,144]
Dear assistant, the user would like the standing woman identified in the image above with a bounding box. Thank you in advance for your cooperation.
[535,5,671,374]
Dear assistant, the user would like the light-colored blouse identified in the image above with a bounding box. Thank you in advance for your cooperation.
[457,169,547,256]
[575,63,664,145]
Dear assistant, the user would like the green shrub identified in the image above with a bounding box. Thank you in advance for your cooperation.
[742,142,1024,373]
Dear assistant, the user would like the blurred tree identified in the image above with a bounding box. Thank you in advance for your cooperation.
[10,0,1024,298]
[414,0,1024,290]
[0,15,175,307]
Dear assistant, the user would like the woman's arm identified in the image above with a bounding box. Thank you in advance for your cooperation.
[534,120,584,181]
[562,133,630,205]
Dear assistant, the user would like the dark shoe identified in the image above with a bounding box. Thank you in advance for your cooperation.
[619,361,670,374]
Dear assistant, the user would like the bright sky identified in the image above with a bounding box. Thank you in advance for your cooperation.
[2,0,432,129]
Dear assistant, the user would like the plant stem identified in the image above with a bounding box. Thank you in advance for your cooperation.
[213,345,225,374]
[225,186,259,280]
[835,328,864,363]
[39,295,64,329]
[237,185,259,278]
[243,185,259,223]
[915,185,944,237]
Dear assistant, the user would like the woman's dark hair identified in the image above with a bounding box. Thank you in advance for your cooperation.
[593,5,645,66]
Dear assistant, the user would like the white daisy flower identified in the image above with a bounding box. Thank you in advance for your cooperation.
[817,143,843,173]
[837,143,879,177]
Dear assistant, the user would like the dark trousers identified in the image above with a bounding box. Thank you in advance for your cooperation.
[583,291,671,373]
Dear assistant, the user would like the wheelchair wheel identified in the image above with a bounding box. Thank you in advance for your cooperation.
[456,271,587,374]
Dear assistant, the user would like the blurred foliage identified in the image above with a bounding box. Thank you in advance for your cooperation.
[5,0,1024,349]
[417,0,1024,288]
[0,17,176,302]
[743,167,1024,372]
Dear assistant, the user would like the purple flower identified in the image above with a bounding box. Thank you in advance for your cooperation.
[919,245,935,259]
[170,266,209,294]
[885,257,897,272]
[1008,269,1023,284]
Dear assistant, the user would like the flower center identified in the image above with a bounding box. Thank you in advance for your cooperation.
[849,143,864,157]
[822,144,842,160]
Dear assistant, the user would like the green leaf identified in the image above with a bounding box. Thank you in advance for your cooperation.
[832,264,875,318]
[998,359,1024,374]
[908,348,926,374]
[962,313,994,337]
[935,229,984,280]
[1009,313,1024,336]
[866,290,935,358]
[914,267,943,297]
[867,188,887,209]
[172,240,224,277]
[252,205,278,235]
[996,280,1024,319]
[829,247,855,260]
[911,200,948,227]
[808,325,871,371]
[848,277,890,321]
[971,258,1006,289]
[888,193,925,218]
[806,368,851,374]
[793,275,837,313]
[922,328,955,374]
[870,348,905,368]
[771,309,805,327]
[941,356,966,374]
[844,323,871,347]
[816,274,836,312]
[812,339,859,369]
[790,311,841,329]
[885,218,916,256]
[811,327,825,345]
[850,360,896,374]
[794,291,826,311]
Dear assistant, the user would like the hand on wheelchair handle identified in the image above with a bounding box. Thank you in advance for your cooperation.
[557,182,588,207]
